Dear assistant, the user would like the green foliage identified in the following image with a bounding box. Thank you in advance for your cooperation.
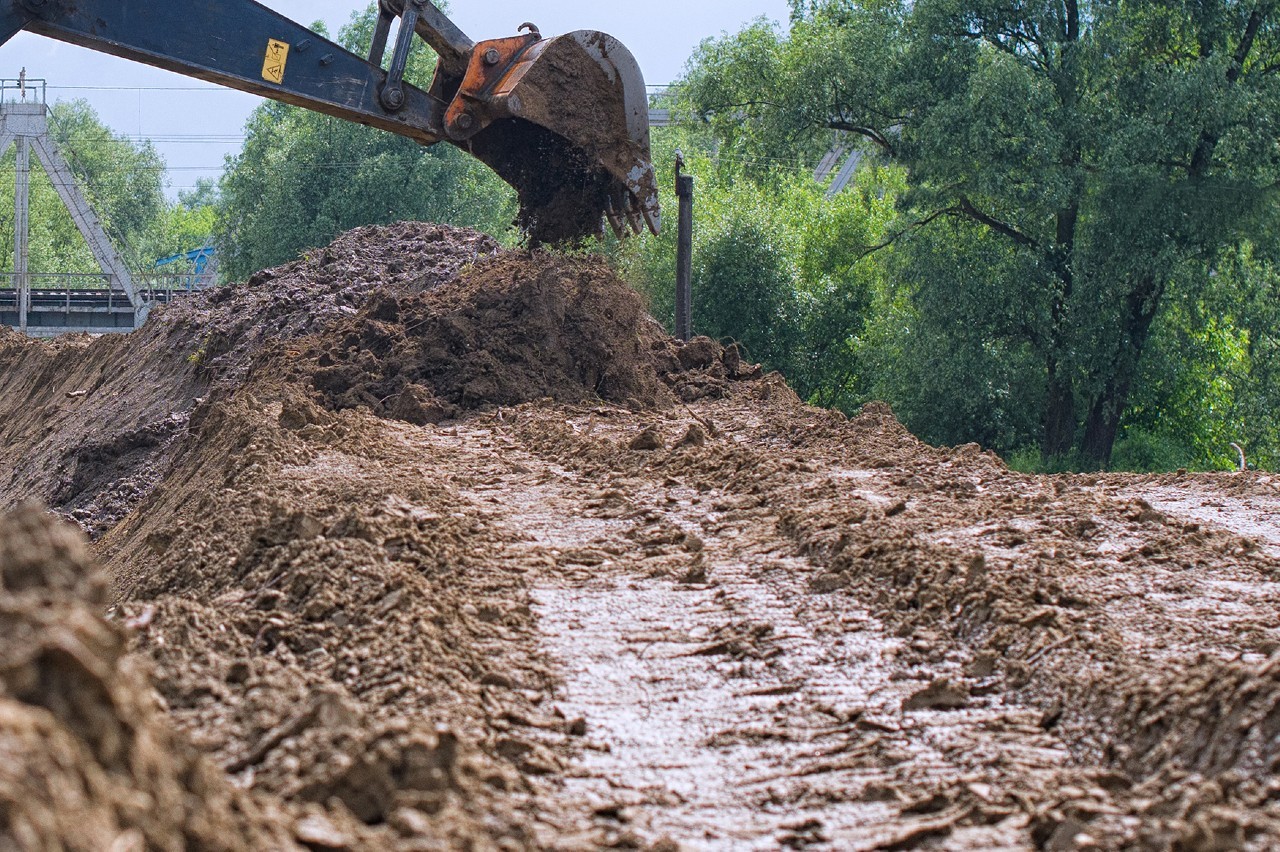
[1110,430,1201,474]
[216,5,516,280]
[614,121,900,410]
[1115,242,1280,472]
[854,217,1048,450]
[178,178,219,211]
[50,99,167,248]
[1004,447,1089,475]
[678,0,1280,469]
[148,202,217,261]
[694,194,800,371]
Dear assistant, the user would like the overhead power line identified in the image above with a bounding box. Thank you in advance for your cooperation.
[47,85,243,92]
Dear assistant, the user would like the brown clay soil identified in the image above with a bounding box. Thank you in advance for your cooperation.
[2,222,1279,850]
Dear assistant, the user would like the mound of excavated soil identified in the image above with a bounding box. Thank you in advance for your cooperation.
[0,505,294,850]
[0,223,501,539]
[295,252,758,420]
[0,222,760,850]
[0,222,746,540]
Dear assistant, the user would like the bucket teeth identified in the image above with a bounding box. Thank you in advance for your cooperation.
[640,204,660,237]
[604,195,627,240]
[624,193,644,235]
[452,30,660,242]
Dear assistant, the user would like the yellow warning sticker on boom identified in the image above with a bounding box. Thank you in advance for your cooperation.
[262,39,290,84]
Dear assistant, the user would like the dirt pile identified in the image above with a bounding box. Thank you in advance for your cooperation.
[0,504,293,850]
[0,221,767,850]
[299,252,670,414]
[182,222,501,385]
[294,251,756,419]
[0,223,500,536]
[0,222,745,539]
[95,383,542,848]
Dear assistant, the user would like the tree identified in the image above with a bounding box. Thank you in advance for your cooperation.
[50,99,167,252]
[216,6,516,280]
[686,0,1280,466]
[178,178,219,212]
[1115,241,1280,471]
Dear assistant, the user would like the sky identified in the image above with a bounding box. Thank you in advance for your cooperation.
[0,1,790,198]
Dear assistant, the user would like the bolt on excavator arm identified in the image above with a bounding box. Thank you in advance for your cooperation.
[0,0,660,243]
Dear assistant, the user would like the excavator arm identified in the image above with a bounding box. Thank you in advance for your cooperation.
[0,0,660,242]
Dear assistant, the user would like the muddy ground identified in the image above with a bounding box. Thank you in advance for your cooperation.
[1,222,1278,850]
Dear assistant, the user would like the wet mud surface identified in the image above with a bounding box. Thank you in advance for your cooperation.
[1111,476,1280,557]
[1,223,1278,849]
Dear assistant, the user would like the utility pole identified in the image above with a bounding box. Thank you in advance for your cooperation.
[675,151,694,342]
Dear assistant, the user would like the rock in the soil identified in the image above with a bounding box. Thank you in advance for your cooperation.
[677,336,722,370]
[722,343,743,375]
[903,678,971,712]
[682,532,705,553]
[680,562,709,584]
[630,425,666,452]
[966,652,998,678]
[676,423,708,448]
[294,813,351,849]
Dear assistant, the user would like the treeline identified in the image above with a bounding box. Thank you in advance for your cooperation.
[617,0,1280,472]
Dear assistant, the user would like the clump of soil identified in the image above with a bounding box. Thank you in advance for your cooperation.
[465,33,654,245]
[0,504,293,849]
[468,119,613,245]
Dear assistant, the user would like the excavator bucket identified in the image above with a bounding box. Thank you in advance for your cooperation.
[435,30,661,244]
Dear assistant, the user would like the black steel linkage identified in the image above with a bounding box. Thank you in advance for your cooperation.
[2,0,448,144]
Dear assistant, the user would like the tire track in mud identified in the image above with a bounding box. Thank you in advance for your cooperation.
[485,398,1280,849]
[412,412,1076,850]
[255,393,1280,850]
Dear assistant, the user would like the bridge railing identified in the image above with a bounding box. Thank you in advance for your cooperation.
[0,273,130,313]
[0,272,115,289]
[0,271,216,311]
[133,272,217,304]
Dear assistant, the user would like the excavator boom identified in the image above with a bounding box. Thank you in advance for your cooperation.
[0,0,660,243]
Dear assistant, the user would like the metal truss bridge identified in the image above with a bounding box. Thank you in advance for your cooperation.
[0,273,209,337]
[0,75,214,337]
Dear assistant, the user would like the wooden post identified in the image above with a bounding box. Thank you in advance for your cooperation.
[675,153,694,342]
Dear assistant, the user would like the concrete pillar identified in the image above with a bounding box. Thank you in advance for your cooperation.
[14,134,28,333]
